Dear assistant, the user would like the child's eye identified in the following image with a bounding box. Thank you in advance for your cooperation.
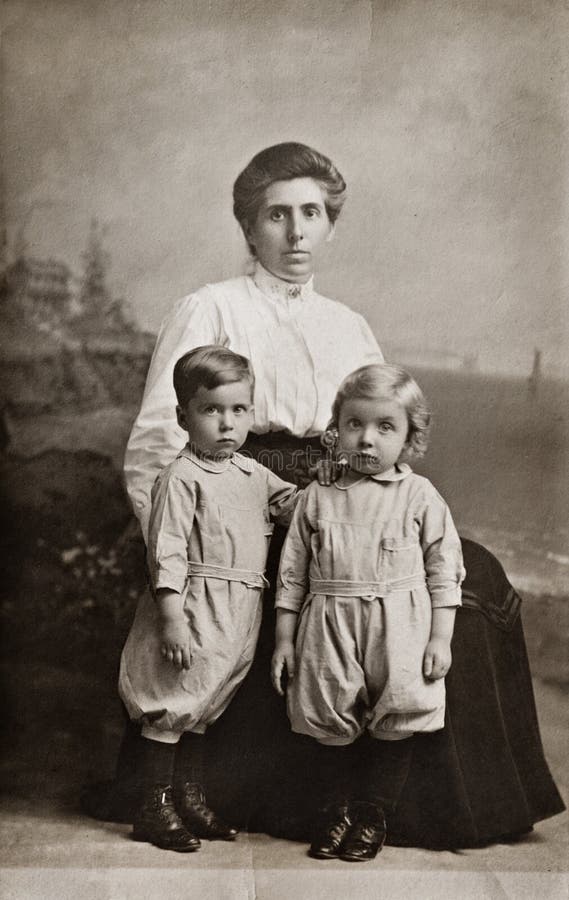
[347,419,361,429]
[204,406,218,415]
[378,423,393,433]
[233,405,248,414]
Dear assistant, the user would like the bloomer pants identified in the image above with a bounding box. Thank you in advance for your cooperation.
[287,580,446,746]
[119,562,266,743]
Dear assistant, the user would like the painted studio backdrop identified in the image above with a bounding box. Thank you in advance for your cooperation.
[1,0,568,805]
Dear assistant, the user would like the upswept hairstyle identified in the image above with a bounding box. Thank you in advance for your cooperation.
[331,363,431,458]
[173,345,254,407]
[233,142,347,248]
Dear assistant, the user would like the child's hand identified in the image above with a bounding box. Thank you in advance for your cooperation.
[271,642,296,696]
[160,617,191,671]
[423,637,452,680]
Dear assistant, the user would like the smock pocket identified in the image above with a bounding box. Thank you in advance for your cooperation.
[379,536,423,581]
[316,517,377,581]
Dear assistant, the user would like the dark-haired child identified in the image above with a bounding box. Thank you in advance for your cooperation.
[119,345,299,852]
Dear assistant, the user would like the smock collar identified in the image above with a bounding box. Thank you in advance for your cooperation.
[369,462,412,483]
[179,445,254,474]
[252,262,314,303]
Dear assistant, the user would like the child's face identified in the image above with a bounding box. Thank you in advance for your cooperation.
[176,380,254,460]
[337,395,410,478]
[244,177,333,284]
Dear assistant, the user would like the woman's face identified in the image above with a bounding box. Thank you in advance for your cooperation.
[245,177,333,283]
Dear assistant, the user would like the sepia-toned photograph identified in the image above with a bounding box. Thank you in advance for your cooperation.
[1,1,567,897]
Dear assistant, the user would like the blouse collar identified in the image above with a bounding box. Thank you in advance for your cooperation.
[251,262,314,303]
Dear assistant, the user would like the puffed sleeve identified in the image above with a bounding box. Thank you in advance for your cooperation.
[124,289,224,542]
[147,468,197,595]
[418,482,465,608]
[275,488,315,613]
[356,312,385,364]
[265,468,301,527]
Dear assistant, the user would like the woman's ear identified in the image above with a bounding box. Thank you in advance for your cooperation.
[242,219,256,253]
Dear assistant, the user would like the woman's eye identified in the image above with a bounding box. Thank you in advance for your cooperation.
[270,210,284,221]
[305,207,320,218]
[204,406,217,415]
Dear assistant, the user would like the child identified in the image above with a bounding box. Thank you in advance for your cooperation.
[119,345,299,852]
[271,363,465,861]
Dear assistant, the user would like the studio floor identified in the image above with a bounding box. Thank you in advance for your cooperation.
[1,680,567,900]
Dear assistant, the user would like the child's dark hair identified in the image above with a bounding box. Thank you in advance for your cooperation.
[173,345,254,406]
[331,363,431,458]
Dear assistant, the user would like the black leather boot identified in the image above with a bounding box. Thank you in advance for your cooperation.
[309,801,352,859]
[175,782,239,840]
[340,801,386,862]
[132,785,201,852]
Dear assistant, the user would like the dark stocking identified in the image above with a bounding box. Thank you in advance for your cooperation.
[358,734,414,813]
[140,737,177,789]
[313,742,353,807]
[174,732,206,788]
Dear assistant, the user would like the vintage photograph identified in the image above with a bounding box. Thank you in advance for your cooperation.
[1,1,567,897]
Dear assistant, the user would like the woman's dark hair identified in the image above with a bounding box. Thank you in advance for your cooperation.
[233,142,347,244]
[173,345,254,406]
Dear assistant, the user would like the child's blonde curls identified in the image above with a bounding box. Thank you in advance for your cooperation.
[328,363,431,459]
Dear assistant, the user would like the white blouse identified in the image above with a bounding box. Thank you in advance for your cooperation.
[124,263,383,539]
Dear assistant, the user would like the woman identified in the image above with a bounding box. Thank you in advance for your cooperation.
[86,142,564,848]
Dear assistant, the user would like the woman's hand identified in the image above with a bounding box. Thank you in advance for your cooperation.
[313,456,345,485]
[423,637,452,680]
[160,616,191,670]
[271,642,296,696]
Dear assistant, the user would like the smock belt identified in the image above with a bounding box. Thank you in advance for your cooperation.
[309,572,426,600]
[187,560,269,590]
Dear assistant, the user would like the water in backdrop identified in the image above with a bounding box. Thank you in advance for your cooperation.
[411,370,569,597]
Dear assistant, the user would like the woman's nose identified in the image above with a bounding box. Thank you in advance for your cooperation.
[288,213,304,243]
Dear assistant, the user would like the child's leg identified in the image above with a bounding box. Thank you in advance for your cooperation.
[339,734,414,862]
[358,733,414,813]
[173,731,238,840]
[309,742,354,860]
[132,736,200,853]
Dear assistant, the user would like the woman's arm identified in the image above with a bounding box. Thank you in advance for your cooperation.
[124,290,222,542]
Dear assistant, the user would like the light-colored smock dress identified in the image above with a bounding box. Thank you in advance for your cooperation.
[276,464,464,746]
[119,447,298,743]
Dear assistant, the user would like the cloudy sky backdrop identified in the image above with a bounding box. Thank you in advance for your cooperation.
[3,0,568,377]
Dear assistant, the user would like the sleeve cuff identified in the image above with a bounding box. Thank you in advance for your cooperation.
[275,594,303,613]
[153,572,187,594]
[430,587,462,608]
